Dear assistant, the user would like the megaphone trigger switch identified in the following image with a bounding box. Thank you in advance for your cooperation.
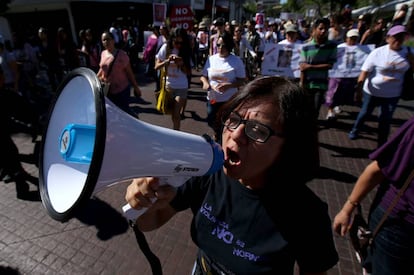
[59,124,96,164]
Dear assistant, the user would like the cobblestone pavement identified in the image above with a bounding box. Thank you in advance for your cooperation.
[1,69,414,274]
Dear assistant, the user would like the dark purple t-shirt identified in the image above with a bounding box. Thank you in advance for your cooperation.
[369,115,414,224]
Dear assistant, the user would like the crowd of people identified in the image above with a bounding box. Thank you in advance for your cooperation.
[127,8,414,275]
[2,6,414,274]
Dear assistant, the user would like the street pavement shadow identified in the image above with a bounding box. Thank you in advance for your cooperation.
[130,96,152,105]
[317,166,358,184]
[0,266,21,275]
[319,142,375,159]
[75,197,129,241]
[185,110,207,123]
[187,90,206,103]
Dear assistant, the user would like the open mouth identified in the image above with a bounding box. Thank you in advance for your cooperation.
[225,148,241,166]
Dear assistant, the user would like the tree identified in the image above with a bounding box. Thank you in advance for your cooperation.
[243,0,257,20]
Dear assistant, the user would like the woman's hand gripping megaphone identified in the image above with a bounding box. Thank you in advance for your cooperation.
[122,176,188,221]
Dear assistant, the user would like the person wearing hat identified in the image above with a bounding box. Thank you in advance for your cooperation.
[197,21,209,69]
[349,25,414,146]
[210,17,226,56]
[278,24,302,45]
[325,29,364,120]
[277,24,302,82]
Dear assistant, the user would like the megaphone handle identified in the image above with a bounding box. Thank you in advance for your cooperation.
[122,202,154,221]
[122,177,188,221]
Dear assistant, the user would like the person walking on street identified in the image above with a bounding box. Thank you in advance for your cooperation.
[200,31,246,141]
[325,29,365,120]
[348,25,414,147]
[299,18,337,119]
[155,27,192,130]
[97,31,142,118]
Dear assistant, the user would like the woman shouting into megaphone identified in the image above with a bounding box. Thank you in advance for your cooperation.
[126,76,339,274]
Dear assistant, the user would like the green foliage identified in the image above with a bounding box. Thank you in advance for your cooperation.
[242,0,257,16]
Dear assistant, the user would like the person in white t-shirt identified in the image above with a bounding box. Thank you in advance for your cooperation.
[278,24,303,82]
[349,25,414,147]
[200,31,246,141]
[278,24,302,46]
[155,28,192,131]
[265,21,278,44]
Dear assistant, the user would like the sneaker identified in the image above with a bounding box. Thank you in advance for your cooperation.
[326,110,336,120]
[349,130,359,140]
[333,106,342,114]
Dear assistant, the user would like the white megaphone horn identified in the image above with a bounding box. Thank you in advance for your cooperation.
[39,67,224,222]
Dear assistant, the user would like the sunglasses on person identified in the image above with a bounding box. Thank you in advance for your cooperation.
[216,43,226,48]
[222,111,284,143]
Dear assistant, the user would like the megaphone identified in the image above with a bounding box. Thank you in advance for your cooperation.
[39,67,224,222]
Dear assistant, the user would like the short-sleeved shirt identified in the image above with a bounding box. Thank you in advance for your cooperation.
[299,38,337,90]
[202,53,246,103]
[99,49,130,94]
[170,170,339,274]
[361,44,410,98]
[369,116,414,224]
[156,44,188,89]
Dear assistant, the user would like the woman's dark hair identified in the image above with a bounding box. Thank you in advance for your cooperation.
[218,76,319,184]
[219,31,235,52]
[167,27,192,72]
[102,31,115,40]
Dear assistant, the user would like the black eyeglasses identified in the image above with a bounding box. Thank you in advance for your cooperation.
[222,111,283,143]
[216,43,225,48]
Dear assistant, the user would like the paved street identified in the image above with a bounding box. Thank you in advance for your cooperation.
[1,67,414,275]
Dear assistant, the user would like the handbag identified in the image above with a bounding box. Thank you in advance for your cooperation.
[156,67,174,115]
[400,47,414,101]
[101,50,119,96]
[349,168,414,272]
[349,204,372,265]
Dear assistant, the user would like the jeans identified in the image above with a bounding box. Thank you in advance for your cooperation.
[368,205,414,275]
[350,92,399,146]
[308,88,326,118]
